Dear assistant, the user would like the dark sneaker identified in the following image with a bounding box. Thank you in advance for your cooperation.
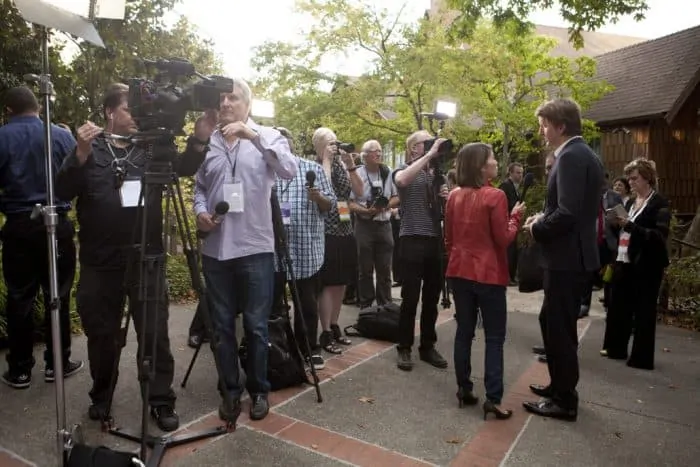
[249,395,269,421]
[419,347,448,369]
[45,360,84,382]
[396,348,413,371]
[219,398,242,426]
[1,370,31,389]
[150,406,179,432]
[310,354,325,371]
[88,404,109,421]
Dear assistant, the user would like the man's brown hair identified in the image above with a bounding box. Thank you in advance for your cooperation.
[102,83,129,121]
[455,143,493,188]
[535,98,583,137]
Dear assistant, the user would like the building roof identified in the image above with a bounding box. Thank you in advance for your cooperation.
[585,24,700,124]
[533,24,646,58]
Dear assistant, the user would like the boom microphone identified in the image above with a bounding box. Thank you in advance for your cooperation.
[520,172,535,200]
[197,201,229,238]
[306,170,316,188]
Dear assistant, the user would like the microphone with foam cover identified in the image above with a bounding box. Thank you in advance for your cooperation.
[306,170,316,188]
[211,201,230,224]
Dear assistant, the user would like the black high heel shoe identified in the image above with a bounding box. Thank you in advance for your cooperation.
[456,387,479,408]
[483,400,513,420]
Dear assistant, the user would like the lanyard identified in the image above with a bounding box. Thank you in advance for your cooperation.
[218,132,241,180]
[280,159,303,197]
[628,191,655,223]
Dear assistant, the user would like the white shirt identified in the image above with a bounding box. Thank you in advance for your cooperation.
[616,191,655,263]
[553,136,583,158]
[349,165,397,222]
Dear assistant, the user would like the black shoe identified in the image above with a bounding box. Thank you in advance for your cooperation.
[188,335,210,349]
[45,360,84,382]
[396,348,413,371]
[219,398,242,426]
[150,406,179,432]
[88,404,108,421]
[419,347,448,369]
[309,354,325,370]
[532,345,546,355]
[249,395,269,421]
[1,370,31,389]
[456,387,479,407]
[523,399,577,421]
[529,384,553,398]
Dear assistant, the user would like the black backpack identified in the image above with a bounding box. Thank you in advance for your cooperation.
[344,302,401,343]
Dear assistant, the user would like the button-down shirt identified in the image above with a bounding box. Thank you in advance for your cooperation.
[349,165,397,222]
[553,135,582,158]
[0,115,76,215]
[275,157,336,280]
[194,119,297,261]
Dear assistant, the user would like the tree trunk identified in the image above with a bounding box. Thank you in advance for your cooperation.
[681,205,700,256]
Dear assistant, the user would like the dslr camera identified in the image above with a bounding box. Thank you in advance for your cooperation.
[333,141,355,154]
[127,58,233,158]
[368,185,389,210]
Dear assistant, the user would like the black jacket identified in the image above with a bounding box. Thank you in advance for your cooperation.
[56,137,205,269]
[499,178,520,212]
[625,192,671,270]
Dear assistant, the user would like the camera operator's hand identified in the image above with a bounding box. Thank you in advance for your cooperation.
[339,150,355,169]
[439,184,450,199]
[426,138,448,158]
[221,122,257,140]
[75,121,102,165]
[196,212,217,232]
[195,110,218,141]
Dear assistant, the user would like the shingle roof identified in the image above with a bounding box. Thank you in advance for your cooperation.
[585,24,700,124]
[533,24,646,58]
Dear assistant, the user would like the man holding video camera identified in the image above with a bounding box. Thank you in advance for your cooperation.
[348,139,398,309]
[194,79,296,425]
[55,83,209,432]
[392,130,450,371]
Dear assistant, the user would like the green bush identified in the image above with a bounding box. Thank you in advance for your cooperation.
[664,254,700,329]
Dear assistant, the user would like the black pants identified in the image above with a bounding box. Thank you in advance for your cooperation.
[76,262,176,408]
[188,299,209,338]
[391,216,402,284]
[507,241,518,282]
[1,214,76,374]
[539,269,588,409]
[397,236,442,350]
[273,271,320,353]
[603,263,663,369]
[355,219,394,307]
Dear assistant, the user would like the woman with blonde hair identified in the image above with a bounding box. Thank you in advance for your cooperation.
[312,128,363,357]
[445,143,525,420]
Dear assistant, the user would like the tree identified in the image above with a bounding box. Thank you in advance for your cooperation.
[251,0,477,158]
[443,0,648,48]
[465,20,613,167]
[0,0,74,124]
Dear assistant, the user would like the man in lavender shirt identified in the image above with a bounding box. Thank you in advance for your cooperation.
[194,78,296,424]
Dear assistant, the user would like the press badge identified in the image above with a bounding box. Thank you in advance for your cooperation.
[338,201,351,222]
[281,201,291,225]
[223,182,244,213]
[120,180,142,208]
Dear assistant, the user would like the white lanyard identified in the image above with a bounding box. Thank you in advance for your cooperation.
[628,191,655,223]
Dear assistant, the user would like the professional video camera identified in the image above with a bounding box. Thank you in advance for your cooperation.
[127,58,233,148]
[333,141,355,154]
[424,137,454,169]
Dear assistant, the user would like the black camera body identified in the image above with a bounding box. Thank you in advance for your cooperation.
[127,58,234,154]
[333,141,355,154]
[424,137,454,170]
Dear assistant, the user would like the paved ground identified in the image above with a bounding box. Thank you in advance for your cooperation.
[1,286,699,467]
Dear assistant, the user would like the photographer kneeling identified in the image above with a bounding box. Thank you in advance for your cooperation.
[55,83,210,432]
[393,130,450,371]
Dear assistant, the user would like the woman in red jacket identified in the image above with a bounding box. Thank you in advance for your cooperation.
[445,143,525,421]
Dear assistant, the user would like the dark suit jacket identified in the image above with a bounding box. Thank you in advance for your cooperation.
[625,192,671,270]
[531,138,605,272]
[499,178,520,212]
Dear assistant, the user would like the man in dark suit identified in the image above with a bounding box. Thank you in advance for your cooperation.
[500,162,524,285]
[522,99,604,421]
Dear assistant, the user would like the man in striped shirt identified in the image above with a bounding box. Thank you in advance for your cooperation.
[392,130,450,371]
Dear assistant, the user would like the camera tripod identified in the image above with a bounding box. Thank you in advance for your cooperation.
[101,154,230,466]
[181,191,323,404]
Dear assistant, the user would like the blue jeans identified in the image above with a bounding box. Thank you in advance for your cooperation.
[202,252,274,399]
[451,278,507,404]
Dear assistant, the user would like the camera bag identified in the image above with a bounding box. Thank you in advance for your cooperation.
[344,302,401,343]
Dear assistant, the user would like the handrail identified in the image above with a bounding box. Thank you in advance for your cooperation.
[671,237,700,256]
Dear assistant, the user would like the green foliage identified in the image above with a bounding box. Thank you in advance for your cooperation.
[664,254,700,329]
[443,0,648,49]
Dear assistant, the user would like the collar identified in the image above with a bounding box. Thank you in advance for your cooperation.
[8,114,41,124]
[553,136,582,158]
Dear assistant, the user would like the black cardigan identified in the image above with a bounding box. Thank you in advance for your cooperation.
[624,192,671,269]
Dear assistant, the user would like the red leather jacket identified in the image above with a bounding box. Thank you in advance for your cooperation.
[445,186,522,286]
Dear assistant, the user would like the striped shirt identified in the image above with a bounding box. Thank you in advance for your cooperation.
[323,157,354,236]
[275,157,336,279]
[393,164,441,237]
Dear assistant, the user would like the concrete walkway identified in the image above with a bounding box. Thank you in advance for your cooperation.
[1,287,698,466]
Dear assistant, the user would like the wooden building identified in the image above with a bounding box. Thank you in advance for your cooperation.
[586,25,700,216]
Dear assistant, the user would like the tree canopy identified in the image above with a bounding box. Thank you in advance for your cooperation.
[250,0,611,164]
[444,0,648,48]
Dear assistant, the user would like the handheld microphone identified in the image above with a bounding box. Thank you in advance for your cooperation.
[306,170,316,188]
[520,172,535,200]
[197,201,230,239]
